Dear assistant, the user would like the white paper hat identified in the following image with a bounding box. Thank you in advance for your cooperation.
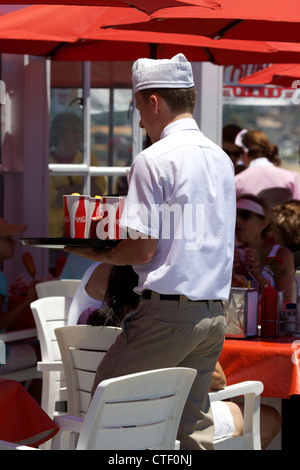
[132,53,194,94]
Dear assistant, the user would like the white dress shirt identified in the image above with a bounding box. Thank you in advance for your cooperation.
[120,118,236,300]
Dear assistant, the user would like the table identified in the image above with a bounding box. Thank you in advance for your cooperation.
[0,378,58,447]
[219,336,300,399]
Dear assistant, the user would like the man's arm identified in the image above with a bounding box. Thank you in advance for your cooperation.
[64,234,157,266]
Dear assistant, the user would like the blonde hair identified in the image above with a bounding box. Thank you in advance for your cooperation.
[273,200,300,246]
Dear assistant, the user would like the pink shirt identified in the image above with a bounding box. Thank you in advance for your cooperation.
[235,158,300,200]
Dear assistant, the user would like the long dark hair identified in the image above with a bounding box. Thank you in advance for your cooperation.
[87,265,140,327]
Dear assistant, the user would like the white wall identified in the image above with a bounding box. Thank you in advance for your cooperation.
[192,62,223,146]
[1,54,50,284]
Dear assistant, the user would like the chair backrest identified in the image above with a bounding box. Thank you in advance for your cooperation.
[76,367,196,450]
[31,297,72,363]
[55,325,122,417]
[36,280,81,299]
[258,187,293,206]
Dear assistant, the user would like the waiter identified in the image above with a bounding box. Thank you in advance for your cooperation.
[66,54,236,450]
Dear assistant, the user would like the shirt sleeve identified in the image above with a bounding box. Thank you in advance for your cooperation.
[120,154,165,239]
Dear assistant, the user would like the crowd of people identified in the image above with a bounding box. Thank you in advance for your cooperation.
[2,53,300,450]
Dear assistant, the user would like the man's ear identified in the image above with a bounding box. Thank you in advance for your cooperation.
[149,93,159,113]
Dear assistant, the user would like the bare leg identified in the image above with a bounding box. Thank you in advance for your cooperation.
[225,402,282,450]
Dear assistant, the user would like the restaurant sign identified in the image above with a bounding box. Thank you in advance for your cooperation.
[223,64,294,106]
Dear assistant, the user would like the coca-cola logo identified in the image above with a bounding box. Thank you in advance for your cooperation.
[75,216,86,223]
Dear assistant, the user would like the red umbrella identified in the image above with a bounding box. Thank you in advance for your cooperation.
[0,0,218,16]
[100,0,300,43]
[54,33,300,65]
[238,63,300,88]
[1,5,300,65]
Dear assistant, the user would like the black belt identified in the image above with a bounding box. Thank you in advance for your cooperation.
[141,290,200,302]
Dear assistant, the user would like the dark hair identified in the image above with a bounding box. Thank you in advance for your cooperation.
[87,265,140,327]
[139,87,196,114]
[222,124,242,143]
[87,306,122,327]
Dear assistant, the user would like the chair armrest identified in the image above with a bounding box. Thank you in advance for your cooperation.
[210,381,263,450]
[209,381,264,402]
[51,415,84,450]
[0,328,37,343]
[37,361,64,372]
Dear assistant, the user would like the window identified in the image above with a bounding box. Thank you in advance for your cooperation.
[49,61,134,241]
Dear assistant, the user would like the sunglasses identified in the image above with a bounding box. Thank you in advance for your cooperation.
[236,209,256,220]
[237,209,266,221]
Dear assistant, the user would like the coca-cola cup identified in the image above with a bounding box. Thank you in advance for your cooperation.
[96,196,126,240]
[63,194,91,238]
[89,196,102,239]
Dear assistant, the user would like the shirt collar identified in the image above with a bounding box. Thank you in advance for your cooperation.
[249,157,273,167]
[160,118,199,140]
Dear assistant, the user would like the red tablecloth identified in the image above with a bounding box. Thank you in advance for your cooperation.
[0,379,58,447]
[219,336,300,399]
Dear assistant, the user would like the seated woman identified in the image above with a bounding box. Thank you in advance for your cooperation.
[79,264,140,326]
[211,362,282,450]
[67,262,113,325]
[233,194,295,301]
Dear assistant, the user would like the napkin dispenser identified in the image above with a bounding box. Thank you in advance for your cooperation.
[223,287,259,338]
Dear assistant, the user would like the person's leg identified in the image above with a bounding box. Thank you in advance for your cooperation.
[176,299,226,450]
[260,404,282,450]
[92,294,225,450]
[224,401,244,437]
[224,402,282,450]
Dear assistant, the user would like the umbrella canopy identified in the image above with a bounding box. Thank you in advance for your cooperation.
[101,0,300,43]
[238,63,300,88]
[1,5,300,65]
[0,0,218,16]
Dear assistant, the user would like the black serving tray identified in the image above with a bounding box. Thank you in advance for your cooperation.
[21,238,120,250]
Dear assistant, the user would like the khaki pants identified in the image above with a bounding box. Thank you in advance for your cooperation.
[92,292,226,450]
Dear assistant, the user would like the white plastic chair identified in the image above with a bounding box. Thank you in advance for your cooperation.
[30,297,72,420]
[35,279,80,299]
[0,328,41,384]
[51,367,196,450]
[209,380,264,450]
[55,326,263,451]
[54,325,122,417]
[258,187,293,206]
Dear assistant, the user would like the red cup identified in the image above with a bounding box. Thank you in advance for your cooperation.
[96,196,126,240]
[89,196,102,239]
[63,194,91,238]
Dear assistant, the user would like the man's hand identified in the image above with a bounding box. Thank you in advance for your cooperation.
[64,245,109,261]
[64,235,157,266]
